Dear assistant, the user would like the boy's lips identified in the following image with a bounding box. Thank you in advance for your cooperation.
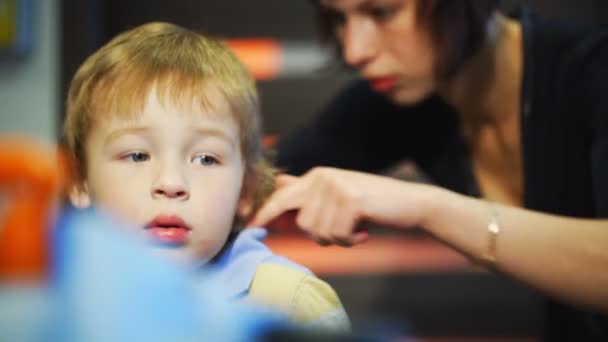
[144,214,191,246]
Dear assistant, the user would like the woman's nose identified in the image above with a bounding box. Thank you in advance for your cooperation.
[342,18,379,68]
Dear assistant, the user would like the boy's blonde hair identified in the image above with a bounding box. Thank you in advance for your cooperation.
[63,22,274,221]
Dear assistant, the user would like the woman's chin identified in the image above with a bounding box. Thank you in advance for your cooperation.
[389,83,436,105]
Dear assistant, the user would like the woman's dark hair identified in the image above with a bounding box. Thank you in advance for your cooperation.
[314,0,501,80]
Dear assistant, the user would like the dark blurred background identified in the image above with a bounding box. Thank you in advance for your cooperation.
[1,0,607,340]
[59,0,608,138]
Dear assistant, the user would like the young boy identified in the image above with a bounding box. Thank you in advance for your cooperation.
[62,22,349,331]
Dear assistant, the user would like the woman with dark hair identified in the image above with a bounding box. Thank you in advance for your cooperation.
[250,0,608,340]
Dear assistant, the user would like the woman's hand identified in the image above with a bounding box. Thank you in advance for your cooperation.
[250,167,608,311]
[248,167,439,246]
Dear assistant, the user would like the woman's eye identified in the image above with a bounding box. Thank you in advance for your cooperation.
[192,154,218,166]
[124,152,149,162]
[321,8,346,29]
[369,7,396,21]
[327,9,346,26]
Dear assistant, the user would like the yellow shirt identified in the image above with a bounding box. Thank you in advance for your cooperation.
[248,263,351,332]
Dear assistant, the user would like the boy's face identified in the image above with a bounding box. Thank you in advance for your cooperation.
[72,87,246,265]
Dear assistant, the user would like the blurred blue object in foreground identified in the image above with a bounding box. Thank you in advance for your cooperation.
[0,207,284,342]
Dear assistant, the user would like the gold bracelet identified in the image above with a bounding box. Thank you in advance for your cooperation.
[480,201,501,267]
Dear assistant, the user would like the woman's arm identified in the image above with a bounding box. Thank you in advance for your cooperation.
[427,189,608,313]
[249,168,608,313]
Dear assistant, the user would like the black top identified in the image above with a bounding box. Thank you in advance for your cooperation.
[276,10,608,341]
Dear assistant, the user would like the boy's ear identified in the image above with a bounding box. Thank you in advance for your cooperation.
[236,176,257,222]
[69,182,92,208]
[237,193,254,221]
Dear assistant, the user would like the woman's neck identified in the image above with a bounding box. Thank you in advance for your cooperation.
[438,14,526,206]
[438,13,523,136]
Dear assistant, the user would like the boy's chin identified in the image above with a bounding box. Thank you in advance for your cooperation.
[150,245,209,267]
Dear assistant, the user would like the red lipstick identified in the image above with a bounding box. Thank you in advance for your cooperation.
[144,215,191,246]
[369,77,398,93]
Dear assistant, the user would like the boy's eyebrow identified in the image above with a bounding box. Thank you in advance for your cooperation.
[103,126,236,147]
[193,127,237,147]
[104,126,150,145]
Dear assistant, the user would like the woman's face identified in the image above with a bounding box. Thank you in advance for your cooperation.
[321,0,438,104]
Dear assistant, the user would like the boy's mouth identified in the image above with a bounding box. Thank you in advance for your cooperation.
[144,214,192,246]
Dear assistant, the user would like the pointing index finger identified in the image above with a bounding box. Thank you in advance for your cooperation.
[275,174,298,188]
[248,178,303,227]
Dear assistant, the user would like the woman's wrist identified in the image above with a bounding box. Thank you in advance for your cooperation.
[416,186,492,262]
[416,184,455,232]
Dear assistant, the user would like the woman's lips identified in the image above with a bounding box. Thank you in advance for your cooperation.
[144,215,191,246]
[369,77,398,93]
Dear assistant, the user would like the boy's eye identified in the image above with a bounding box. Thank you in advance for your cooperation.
[191,154,218,166]
[124,152,150,162]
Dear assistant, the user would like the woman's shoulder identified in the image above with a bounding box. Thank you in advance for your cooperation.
[520,8,608,121]
[521,8,608,75]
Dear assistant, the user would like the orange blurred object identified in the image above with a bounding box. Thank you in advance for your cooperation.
[225,38,282,81]
[0,138,69,281]
[264,234,472,276]
[261,135,278,150]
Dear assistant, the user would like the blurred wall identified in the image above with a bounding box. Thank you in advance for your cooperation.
[0,0,60,141]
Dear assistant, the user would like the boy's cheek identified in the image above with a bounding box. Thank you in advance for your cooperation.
[88,179,145,223]
[190,238,225,264]
[90,168,147,196]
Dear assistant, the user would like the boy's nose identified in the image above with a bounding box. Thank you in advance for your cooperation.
[151,166,190,200]
[152,185,189,200]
